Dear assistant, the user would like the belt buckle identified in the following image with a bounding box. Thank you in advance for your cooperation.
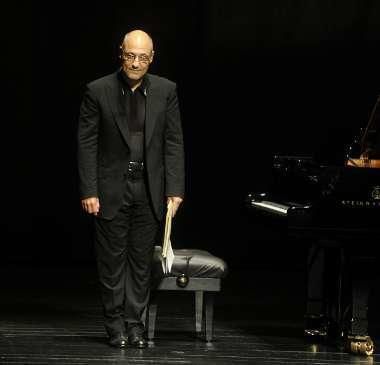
[128,161,143,171]
[128,161,144,178]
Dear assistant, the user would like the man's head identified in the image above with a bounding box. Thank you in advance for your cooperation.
[120,30,154,83]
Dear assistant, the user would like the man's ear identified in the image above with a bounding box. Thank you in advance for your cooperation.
[150,50,155,63]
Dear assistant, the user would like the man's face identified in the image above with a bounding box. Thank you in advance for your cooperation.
[121,43,153,81]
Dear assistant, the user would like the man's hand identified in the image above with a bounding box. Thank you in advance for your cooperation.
[167,196,183,218]
[81,197,100,216]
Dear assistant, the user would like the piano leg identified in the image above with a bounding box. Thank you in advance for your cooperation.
[329,246,347,343]
[344,253,375,356]
[304,242,328,339]
[304,240,375,356]
[306,242,325,315]
[304,240,340,339]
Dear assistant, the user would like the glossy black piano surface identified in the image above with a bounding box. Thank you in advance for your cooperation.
[246,96,380,240]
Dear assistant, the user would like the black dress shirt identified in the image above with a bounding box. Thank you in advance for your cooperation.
[120,71,147,162]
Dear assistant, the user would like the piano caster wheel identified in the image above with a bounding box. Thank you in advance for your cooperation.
[346,335,374,356]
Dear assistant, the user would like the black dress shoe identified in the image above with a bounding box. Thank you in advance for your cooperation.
[109,333,128,348]
[128,333,148,348]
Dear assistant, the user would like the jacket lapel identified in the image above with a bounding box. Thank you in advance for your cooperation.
[105,74,131,148]
[105,72,159,149]
[145,78,159,148]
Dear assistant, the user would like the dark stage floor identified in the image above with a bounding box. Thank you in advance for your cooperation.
[0,265,379,364]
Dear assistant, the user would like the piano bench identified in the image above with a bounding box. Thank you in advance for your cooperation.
[146,246,228,342]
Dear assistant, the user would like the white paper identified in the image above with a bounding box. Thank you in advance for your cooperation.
[165,239,175,273]
[161,201,175,274]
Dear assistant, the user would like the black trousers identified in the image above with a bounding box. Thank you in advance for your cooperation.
[94,177,159,337]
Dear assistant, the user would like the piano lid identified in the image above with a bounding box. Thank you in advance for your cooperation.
[346,96,380,168]
[360,95,380,158]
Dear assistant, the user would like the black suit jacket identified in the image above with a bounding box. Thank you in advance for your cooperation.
[77,71,185,220]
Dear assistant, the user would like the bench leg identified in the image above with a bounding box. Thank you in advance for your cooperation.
[195,291,203,335]
[146,302,158,340]
[205,292,214,342]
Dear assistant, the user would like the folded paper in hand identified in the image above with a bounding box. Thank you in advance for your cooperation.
[161,200,175,274]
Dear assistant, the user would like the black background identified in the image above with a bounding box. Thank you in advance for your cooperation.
[2,0,380,270]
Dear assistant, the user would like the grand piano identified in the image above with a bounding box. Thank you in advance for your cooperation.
[246,96,380,356]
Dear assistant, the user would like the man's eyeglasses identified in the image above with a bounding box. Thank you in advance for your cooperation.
[122,52,151,64]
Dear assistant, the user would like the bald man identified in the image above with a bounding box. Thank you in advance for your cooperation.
[78,30,185,348]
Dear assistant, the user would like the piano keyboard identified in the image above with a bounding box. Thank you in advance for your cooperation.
[250,200,290,216]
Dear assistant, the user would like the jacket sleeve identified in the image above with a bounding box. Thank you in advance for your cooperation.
[77,85,99,199]
[164,84,185,198]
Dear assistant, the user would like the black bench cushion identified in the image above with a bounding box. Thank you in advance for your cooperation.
[152,246,228,279]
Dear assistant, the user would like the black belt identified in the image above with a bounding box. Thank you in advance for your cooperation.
[127,161,144,180]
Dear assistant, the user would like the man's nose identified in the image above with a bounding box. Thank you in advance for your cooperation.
[132,58,140,68]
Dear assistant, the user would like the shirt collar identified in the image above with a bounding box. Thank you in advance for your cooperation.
[119,69,147,96]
